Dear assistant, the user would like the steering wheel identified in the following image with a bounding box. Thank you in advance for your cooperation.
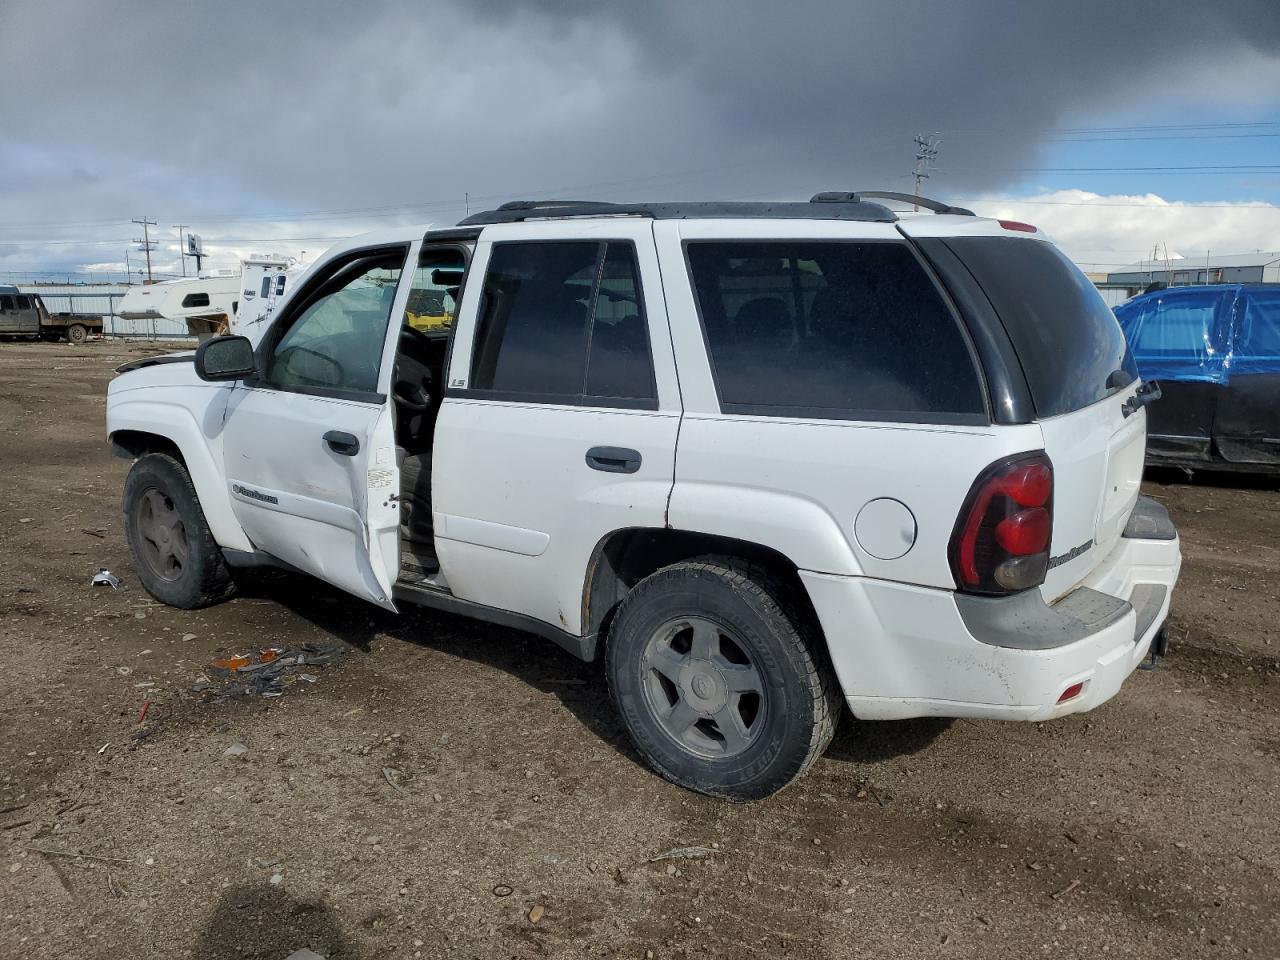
[393,374,432,412]
[394,326,435,412]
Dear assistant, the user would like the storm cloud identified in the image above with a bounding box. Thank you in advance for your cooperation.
[1,0,1278,272]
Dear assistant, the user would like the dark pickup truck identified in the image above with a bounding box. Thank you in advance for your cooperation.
[0,286,102,343]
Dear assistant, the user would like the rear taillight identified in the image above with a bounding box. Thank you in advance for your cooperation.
[949,453,1054,595]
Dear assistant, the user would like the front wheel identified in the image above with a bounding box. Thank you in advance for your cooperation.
[606,560,841,801]
[123,453,235,608]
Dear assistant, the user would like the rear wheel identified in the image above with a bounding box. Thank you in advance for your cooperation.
[66,323,88,345]
[123,453,235,608]
[606,559,841,801]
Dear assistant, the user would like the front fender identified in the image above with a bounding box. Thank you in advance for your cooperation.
[107,390,252,553]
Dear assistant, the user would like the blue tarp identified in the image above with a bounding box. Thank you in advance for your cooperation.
[1114,284,1280,384]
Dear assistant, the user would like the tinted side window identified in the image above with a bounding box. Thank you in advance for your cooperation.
[182,292,211,308]
[17,295,32,309]
[471,242,596,397]
[0,295,13,310]
[266,252,404,395]
[584,243,656,403]
[686,241,984,420]
[940,237,1136,417]
[470,241,657,406]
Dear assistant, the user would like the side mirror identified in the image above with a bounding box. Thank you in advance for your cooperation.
[195,335,256,382]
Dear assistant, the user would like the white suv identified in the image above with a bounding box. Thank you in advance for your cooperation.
[106,193,1181,800]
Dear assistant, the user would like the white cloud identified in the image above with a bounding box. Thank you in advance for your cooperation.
[965,189,1280,272]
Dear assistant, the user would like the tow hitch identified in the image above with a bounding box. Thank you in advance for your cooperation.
[1138,624,1170,671]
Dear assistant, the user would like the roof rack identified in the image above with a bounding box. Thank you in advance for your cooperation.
[811,191,975,216]
[458,199,897,227]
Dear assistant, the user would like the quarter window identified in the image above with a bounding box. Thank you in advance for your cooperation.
[470,241,656,406]
[181,292,211,308]
[686,241,984,420]
[0,296,13,311]
[265,251,404,395]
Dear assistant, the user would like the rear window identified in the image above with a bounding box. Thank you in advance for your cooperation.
[942,237,1137,418]
[685,241,986,422]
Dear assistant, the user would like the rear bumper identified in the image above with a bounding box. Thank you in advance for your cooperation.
[801,497,1181,722]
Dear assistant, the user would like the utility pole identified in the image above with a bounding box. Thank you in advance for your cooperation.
[913,134,941,210]
[173,224,187,277]
[132,217,157,284]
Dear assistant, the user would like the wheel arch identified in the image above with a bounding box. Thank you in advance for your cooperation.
[583,527,827,658]
[108,402,252,553]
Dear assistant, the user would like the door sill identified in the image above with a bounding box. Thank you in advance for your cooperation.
[391,579,597,663]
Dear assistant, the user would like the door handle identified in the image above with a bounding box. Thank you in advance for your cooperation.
[585,446,642,474]
[323,430,361,456]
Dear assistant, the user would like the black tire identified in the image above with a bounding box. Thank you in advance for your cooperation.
[606,559,841,801]
[66,323,88,345]
[122,453,236,609]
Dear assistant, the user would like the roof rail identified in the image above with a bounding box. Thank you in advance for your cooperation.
[458,199,897,227]
[495,200,610,212]
[811,191,975,217]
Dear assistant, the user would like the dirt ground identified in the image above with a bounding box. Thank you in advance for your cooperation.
[0,339,1276,960]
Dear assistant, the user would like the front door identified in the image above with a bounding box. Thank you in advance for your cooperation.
[432,220,681,635]
[220,243,414,609]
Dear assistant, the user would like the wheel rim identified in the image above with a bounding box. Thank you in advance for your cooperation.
[639,615,766,759]
[133,487,190,582]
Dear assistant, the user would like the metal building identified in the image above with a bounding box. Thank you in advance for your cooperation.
[1106,251,1280,293]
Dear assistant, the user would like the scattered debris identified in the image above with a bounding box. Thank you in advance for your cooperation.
[181,633,197,642]
[107,871,129,898]
[252,856,284,869]
[528,904,545,924]
[648,846,719,863]
[269,872,284,886]
[137,701,151,724]
[27,846,132,864]
[91,569,121,589]
[115,666,132,676]
[284,950,325,960]
[492,884,513,898]
[223,743,249,760]
[96,743,110,754]
[80,527,106,539]
[382,767,407,795]
[1052,879,1082,900]
[197,643,346,700]
[18,517,33,524]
